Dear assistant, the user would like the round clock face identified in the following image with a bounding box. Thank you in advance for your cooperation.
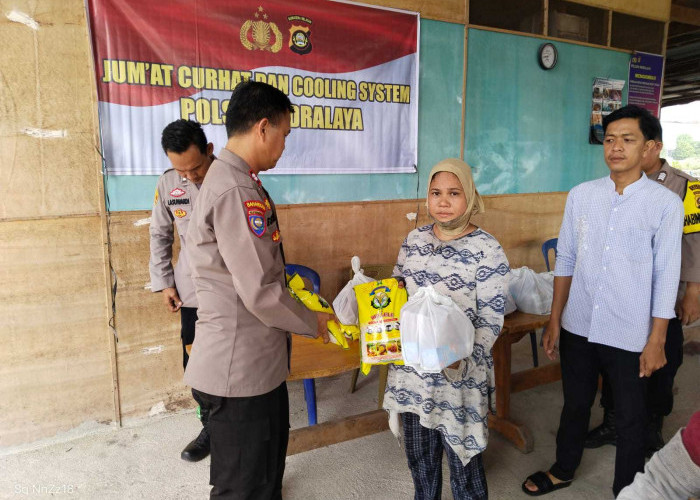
[539,43,558,70]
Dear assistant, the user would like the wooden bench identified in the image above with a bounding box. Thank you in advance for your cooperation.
[286,311,556,455]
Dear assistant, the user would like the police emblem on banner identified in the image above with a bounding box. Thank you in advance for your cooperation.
[288,16,312,55]
[240,7,283,53]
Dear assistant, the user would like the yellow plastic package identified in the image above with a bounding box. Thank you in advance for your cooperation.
[341,323,360,341]
[326,320,349,349]
[326,321,360,349]
[287,273,333,314]
[354,278,408,374]
[287,273,360,350]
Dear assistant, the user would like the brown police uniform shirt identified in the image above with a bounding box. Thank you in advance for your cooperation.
[647,160,700,287]
[149,170,200,307]
[184,148,317,398]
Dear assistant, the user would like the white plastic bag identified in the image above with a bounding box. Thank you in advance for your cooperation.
[332,256,374,325]
[509,267,554,315]
[504,283,517,315]
[399,286,475,374]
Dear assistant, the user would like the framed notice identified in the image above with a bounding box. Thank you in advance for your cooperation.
[628,51,664,118]
[589,77,625,145]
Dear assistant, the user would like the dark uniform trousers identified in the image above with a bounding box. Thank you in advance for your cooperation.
[600,317,684,417]
[193,382,289,500]
[551,329,647,497]
[180,307,198,370]
[180,307,205,409]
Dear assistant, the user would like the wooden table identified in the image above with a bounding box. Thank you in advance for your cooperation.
[287,336,384,455]
[284,311,557,455]
[489,311,557,453]
[288,335,361,382]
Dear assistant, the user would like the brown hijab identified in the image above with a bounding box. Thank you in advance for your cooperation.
[426,158,485,237]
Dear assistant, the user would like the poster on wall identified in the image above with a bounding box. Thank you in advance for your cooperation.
[589,77,625,144]
[86,0,419,175]
[628,51,664,118]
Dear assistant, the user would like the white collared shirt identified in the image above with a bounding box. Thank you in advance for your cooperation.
[555,174,683,352]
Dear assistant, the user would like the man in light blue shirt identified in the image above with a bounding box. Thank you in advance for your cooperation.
[523,105,683,497]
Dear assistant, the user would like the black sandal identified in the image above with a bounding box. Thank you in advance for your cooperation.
[521,471,572,496]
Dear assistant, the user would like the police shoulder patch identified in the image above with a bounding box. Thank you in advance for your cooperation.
[683,181,700,234]
[245,200,267,237]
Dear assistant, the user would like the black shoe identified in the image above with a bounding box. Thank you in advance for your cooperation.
[645,415,664,458]
[584,410,616,449]
[181,426,210,462]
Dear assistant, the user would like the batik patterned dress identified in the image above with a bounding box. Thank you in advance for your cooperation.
[383,224,509,465]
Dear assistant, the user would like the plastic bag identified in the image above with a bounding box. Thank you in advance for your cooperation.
[509,267,554,315]
[504,283,517,315]
[399,286,474,374]
[325,321,360,349]
[287,273,348,349]
[287,273,333,314]
[355,278,408,373]
[326,320,349,348]
[333,256,374,325]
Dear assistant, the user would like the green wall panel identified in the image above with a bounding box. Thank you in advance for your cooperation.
[465,28,630,194]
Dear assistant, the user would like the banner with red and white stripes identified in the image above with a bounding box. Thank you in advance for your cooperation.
[87,0,419,175]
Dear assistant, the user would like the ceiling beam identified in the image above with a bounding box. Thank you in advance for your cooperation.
[671,5,700,26]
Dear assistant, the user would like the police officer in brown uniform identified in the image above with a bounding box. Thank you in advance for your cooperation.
[585,116,700,455]
[149,119,214,462]
[185,81,332,499]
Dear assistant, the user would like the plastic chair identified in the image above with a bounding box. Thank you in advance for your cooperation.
[523,238,558,369]
[542,238,558,272]
[285,263,321,426]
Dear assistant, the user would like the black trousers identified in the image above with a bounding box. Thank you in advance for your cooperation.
[180,306,198,371]
[600,317,684,417]
[193,383,289,500]
[180,307,205,409]
[551,329,646,497]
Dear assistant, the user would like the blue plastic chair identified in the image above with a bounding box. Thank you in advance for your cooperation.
[285,264,320,294]
[523,238,558,368]
[285,264,321,426]
[542,238,558,272]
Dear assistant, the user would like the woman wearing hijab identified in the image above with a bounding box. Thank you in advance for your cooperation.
[383,158,510,500]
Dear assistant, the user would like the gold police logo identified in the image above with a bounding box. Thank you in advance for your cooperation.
[240,6,283,53]
[287,15,312,55]
[692,184,700,209]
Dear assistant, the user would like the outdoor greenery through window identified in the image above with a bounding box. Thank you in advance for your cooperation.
[661,101,700,176]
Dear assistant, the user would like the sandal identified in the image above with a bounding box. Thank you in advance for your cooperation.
[521,471,572,496]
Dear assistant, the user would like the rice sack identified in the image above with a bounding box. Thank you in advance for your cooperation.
[354,278,408,370]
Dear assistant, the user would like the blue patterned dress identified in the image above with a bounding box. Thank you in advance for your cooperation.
[383,224,509,465]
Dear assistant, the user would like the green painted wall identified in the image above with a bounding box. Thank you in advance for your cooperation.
[105,23,632,211]
[465,28,630,194]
